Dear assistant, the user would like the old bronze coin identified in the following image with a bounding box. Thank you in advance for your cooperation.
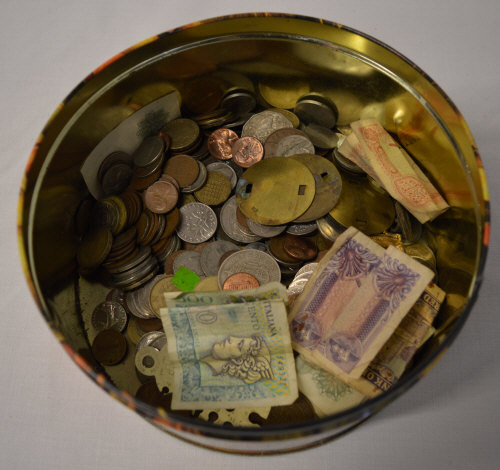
[91,329,128,366]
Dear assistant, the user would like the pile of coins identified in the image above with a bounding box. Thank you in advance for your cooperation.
[78,76,440,426]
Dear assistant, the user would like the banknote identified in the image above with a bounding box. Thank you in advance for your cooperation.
[351,282,445,397]
[165,282,288,308]
[296,355,365,418]
[161,299,298,409]
[339,118,449,223]
[290,226,434,381]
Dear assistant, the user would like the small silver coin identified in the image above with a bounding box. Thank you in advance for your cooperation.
[176,202,217,243]
[286,222,317,236]
[300,123,341,149]
[91,301,128,333]
[132,136,165,168]
[172,250,205,277]
[206,162,238,189]
[200,240,240,276]
[136,331,167,352]
[246,218,287,238]
[220,196,262,243]
[241,110,293,144]
[274,134,315,157]
[218,249,281,288]
[181,160,208,193]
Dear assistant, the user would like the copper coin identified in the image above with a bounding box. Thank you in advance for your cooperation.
[162,207,180,239]
[207,128,239,160]
[91,329,128,366]
[144,180,178,214]
[222,272,260,291]
[236,207,250,230]
[163,155,200,187]
[232,137,264,168]
[283,234,318,261]
[268,236,300,264]
[159,173,180,191]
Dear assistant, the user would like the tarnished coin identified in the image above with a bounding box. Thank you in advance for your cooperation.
[294,93,338,128]
[264,128,306,158]
[300,122,341,149]
[268,236,302,264]
[144,180,178,214]
[200,240,240,276]
[269,108,300,128]
[98,151,130,182]
[92,329,127,366]
[194,171,232,206]
[132,136,165,168]
[101,162,133,196]
[134,316,163,334]
[207,128,239,160]
[274,135,315,157]
[218,249,281,288]
[241,110,293,144]
[316,216,344,242]
[329,172,395,235]
[232,137,264,168]
[283,235,318,261]
[236,158,315,226]
[218,249,240,267]
[222,272,260,291]
[290,154,342,223]
[91,301,128,333]
[172,250,204,277]
[221,89,256,116]
[333,148,366,175]
[286,222,318,236]
[77,226,113,270]
[220,196,262,243]
[162,118,200,153]
[206,162,238,190]
[176,203,217,243]
[246,218,287,238]
[394,201,423,245]
[181,160,208,193]
[163,155,199,188]
[194,275,220,292]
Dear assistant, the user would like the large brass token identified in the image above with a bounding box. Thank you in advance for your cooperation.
[328,173,395,235]
[290,154,342,223]
[258,78,310,110]
[236,158,315,226]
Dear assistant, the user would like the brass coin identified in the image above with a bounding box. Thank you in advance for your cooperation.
[91,329,127,366]
[290,154,342,223]
[194,275,220,292]
[162,208,180,239]
[162,118,200,153]
[150,275,180,316]
[329,172,395,235]
[258,78,310,109]
[77,226,113,270]
[222,272,260,291]
[236,158,315,226]
[194,171,231,206]
[163,155,199,188]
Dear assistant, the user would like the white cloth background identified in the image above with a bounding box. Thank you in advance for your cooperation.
[1,1,499,468]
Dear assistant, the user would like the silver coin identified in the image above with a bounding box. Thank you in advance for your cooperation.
[246,218,287,238]
[176,202,217,243]
[206,162,238,189]
[300,123,341,149]
[181,160,208,193]
[136,331,167,352]
[287,278,310,296]
[132,135,165,168]
[244,242,268,252]
[172,250,204,278]
[294,99,337,128]
[200,240,240,276]
[126,290,150,319]
[316,216,344,242]
[157,234,181,263]
[241,110,293,144]
[106,246,152,274]
[286,222,317,236]
[274,134,315,157]
[91,301,128,333]
[220,196,262,243]
[294,262,318,279]
[221,90,256,116]
[218,249,281,288]
[333,148,366,175]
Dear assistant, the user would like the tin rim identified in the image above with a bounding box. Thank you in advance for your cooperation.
[17,12,490,442]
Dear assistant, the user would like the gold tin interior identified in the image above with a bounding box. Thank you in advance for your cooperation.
[18,13,488,454]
